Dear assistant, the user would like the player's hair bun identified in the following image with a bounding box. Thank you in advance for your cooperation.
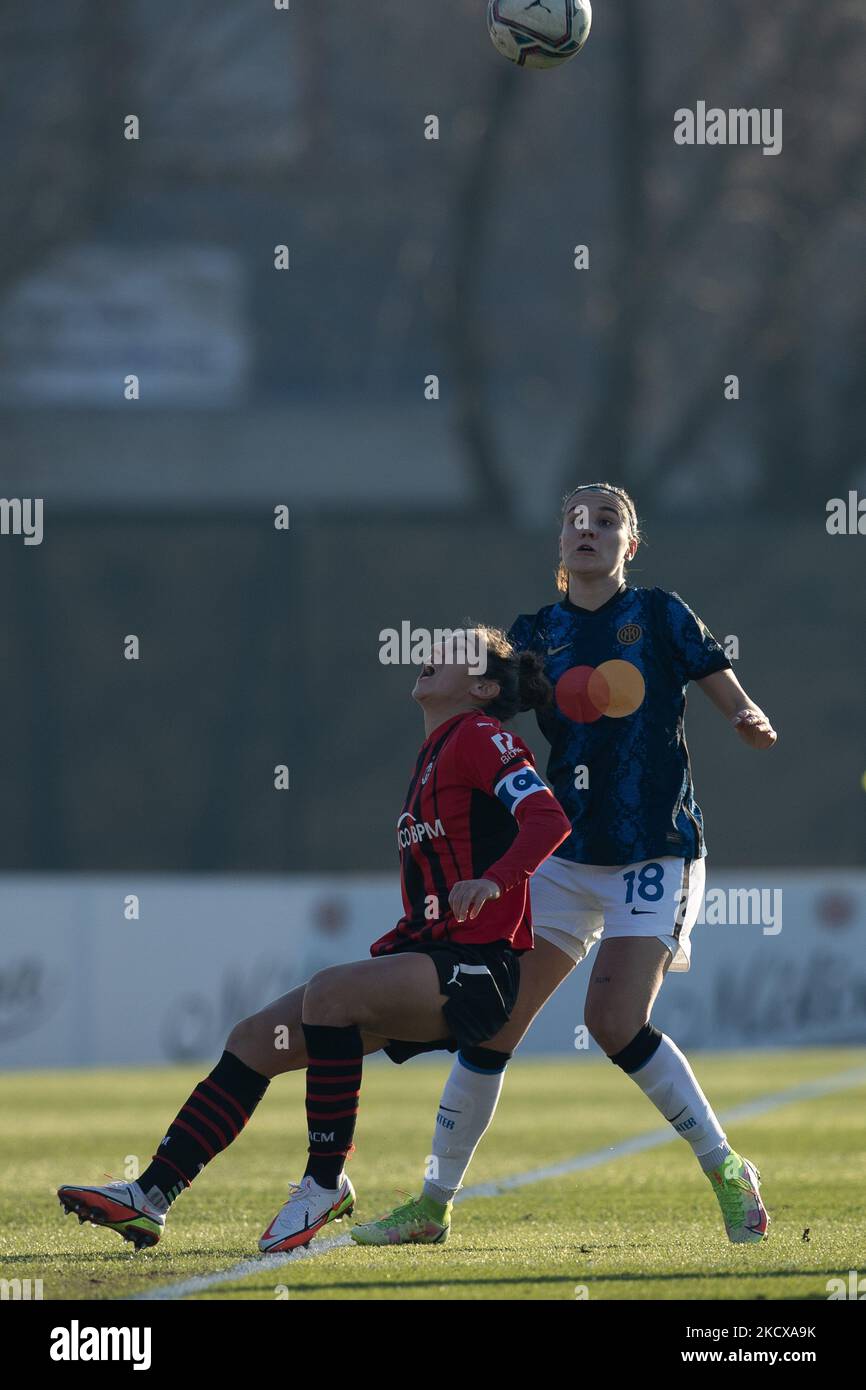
[456,619,553,723]
[517,649,553,713]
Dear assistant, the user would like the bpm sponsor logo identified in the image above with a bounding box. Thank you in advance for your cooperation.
[397,812,445,850]
[555,661,645,723]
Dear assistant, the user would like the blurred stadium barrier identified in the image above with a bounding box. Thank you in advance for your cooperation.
[1,871,863,1069]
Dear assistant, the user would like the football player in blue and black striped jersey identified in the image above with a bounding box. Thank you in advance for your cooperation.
[352,484,777,1248]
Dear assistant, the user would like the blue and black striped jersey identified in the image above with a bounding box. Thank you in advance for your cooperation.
[509,585,731,866]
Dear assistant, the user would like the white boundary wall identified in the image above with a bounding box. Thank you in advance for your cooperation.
[0,871,863,1069]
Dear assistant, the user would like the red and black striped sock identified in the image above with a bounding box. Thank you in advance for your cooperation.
[302,1022,362,1190]
[138,1050,269,1210]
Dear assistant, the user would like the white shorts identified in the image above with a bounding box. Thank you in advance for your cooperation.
[530,855,706,972]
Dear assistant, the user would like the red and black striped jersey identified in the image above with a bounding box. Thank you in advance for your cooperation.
[370,710,571,955]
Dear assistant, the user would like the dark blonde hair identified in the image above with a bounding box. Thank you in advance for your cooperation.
[555,483,642,594]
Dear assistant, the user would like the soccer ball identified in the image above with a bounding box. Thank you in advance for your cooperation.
[487,0,592,69]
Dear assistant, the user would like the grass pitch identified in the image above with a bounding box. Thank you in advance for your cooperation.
[2,1047,864,1301]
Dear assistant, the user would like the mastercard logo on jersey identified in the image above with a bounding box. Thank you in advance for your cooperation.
[555,660,645,724]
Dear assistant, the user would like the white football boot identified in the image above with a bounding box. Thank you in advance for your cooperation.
[258,1174,356,1253]
[58,1179,166,1251]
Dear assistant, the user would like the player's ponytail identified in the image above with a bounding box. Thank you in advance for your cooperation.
[516,649,552,714]
[465,622,552,723]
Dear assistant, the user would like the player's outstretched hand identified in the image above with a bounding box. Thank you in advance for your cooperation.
[449,878,501,923]
[732,708,777,749]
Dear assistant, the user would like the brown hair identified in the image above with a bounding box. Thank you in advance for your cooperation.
[555,483,642,594]
[462,622,552,723]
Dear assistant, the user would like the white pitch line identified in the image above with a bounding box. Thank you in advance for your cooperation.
[133,1062,866,1300]
[466,1063,866,1196]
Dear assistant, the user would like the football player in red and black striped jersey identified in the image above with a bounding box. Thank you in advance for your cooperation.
[375,642,571,959]
[57,624,569,1254]
[256,625,570,1251]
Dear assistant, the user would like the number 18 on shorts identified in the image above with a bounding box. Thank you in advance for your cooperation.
[529,855,706,971]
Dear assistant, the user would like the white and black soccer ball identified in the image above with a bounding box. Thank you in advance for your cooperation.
[487,0,592,69]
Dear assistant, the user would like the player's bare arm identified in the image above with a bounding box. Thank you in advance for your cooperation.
[696,667,778,749]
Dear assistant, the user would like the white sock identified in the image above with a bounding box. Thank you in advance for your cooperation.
[624,1033,729,1172]
[422,1052,508,1205]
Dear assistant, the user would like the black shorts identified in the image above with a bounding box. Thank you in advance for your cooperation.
[383,939,522,1065]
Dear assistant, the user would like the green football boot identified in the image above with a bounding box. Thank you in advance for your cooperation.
[707,1151,769,1244]
[351,1193,451,1246]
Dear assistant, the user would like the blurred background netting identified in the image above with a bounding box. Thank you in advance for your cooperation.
[0,0,863,870]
